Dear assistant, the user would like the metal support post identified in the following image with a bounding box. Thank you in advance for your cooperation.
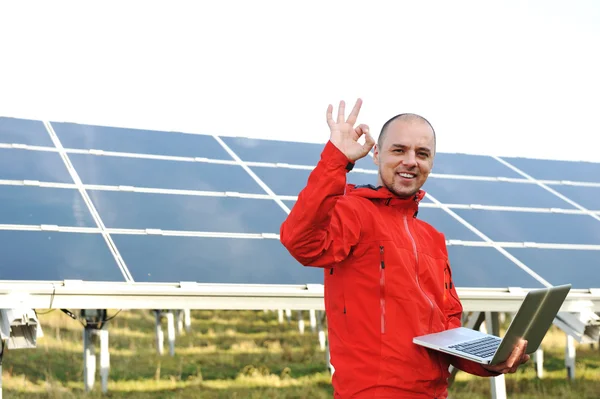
[535,348,544,378]
[166,311,175,356]
[318,311,326,351]
[154,310,164,355]
[83,327,97,392]
[486,311,507,399]
[566,334,576,380]
[285,309,292,323]
[297,310,305,334]
[309,309,317,333]
[184,309,191,333]
[278,309,284,324]
[81,310,110,393]
[99,328,109,393]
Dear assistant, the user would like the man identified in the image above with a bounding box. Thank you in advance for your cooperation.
[280,99,530,398]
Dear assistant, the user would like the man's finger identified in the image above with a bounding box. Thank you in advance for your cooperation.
[505,341,524,368]
[363,131,375,152]
[337,100,346,124]
[326,104,335,129]
[346,98,363,125]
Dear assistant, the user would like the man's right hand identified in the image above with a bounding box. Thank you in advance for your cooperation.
[327,98,375,162]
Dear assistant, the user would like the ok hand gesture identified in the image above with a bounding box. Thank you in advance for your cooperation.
[327,98,375,162]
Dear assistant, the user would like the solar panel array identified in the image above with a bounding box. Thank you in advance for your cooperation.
[1,117,599,290]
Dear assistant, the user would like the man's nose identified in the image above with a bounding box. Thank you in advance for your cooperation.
[402,152,417,168]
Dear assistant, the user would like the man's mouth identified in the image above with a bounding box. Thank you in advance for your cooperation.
[398,172,417,180]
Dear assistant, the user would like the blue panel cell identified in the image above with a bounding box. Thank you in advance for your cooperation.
[547,184,600,211]
[447,246,544,289]
[69,154,263,193]
[0,148,72,183]
[0,186,95,227]
[422,178,574,208]
[221,136,378,170]
[433,153,522,178]
[454,209,600,245]
[507,248,600,289]
[416,207,481,241]
[0,117,54,147]
[0,231,124,282]
[501,156,600,184]
[114,235,323,284]
[52,122,232,160]
[89,191,287,233]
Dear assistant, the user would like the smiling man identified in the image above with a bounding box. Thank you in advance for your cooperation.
[280,99,529,398]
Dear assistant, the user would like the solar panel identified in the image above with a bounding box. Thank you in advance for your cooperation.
[0,118,53,146]
[502,156,600,184]
[53,121,232,160]
[1,116,599,292]
[0,148,71,183]
[87,190,288,233]
[0,185,94,227]
[0,230,124,282]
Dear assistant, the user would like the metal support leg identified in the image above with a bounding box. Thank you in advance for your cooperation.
[318,311,326,351]
[184,309,191,333]
[83,328,97,392]
[154,310,164,356]
[176,310,184,335]
[278,309,284,324]
[535,348,544,378]
[99,328,109,393]
[285,309,292,323]
[166,311,175,356]
[486,311,507,399]
[309,309,317,333]
[297,311,305,334]
[566,334,576,380]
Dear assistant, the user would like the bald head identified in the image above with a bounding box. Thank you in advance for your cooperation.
[378,113,436,154]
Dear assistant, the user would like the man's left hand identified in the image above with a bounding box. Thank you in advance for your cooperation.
[482,339,530,374]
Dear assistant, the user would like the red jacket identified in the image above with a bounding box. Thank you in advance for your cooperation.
[280,141,497,398]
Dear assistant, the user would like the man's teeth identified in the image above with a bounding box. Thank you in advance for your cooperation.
[399,173,415,178]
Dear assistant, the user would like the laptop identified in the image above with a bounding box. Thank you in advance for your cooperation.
[412,284,571,365]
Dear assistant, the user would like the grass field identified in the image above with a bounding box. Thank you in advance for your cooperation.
[1,309,599,398]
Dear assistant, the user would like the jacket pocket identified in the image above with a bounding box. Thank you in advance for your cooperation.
[379,244,386,334]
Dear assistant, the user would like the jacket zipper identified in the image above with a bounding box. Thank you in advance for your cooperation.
[403,214,434,333]
[404,212,439,398]
[379,245,386,334]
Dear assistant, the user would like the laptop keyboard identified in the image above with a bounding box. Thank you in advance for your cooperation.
[448,336,502,359]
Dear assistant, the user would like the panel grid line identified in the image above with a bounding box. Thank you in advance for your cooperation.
[4,140,600,187]
[43,122,134,282]
[212,135,292,215]
[3,178,600,216]
[3,223,600,251]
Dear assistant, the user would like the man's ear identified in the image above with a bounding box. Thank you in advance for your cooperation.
[373,144,380,166]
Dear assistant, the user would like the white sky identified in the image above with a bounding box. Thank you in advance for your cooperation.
[1,0,599,162]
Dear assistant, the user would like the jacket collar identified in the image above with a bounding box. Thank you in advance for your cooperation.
[346,184,425,214]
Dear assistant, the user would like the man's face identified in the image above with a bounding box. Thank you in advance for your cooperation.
[373,118,435,198]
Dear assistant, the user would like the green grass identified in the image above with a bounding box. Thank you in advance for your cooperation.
[1,309,599,398]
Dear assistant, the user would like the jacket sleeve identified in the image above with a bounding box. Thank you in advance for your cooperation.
[279,140,362,267]
[443,257,501,378]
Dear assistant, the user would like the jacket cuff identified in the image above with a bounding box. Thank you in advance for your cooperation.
[321,140,355,171]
